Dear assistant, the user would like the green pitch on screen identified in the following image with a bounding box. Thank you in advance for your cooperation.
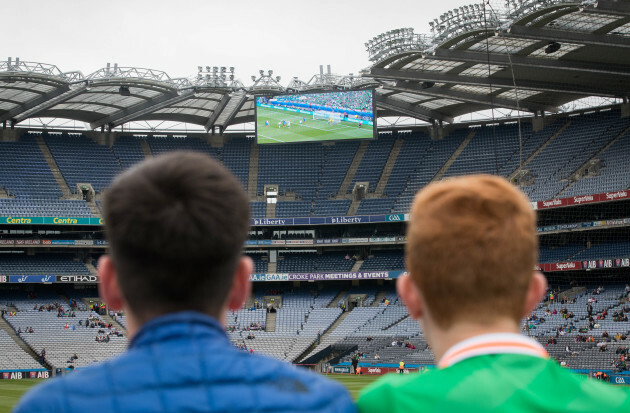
[256,106,373,144]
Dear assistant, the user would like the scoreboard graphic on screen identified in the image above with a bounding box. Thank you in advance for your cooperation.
[255,90,375,144]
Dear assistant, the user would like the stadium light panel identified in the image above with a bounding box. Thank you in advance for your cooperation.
[545,42,562,54]
[119,86,131,96]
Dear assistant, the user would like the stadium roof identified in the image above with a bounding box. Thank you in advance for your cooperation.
[1,0,629,132]
[364,0,630,124]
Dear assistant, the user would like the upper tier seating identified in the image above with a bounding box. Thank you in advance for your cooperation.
[349,135,395,193]
[45,134,121,193]
[0,254,90,275]
[0,135,62,198]
[112,136,146,169]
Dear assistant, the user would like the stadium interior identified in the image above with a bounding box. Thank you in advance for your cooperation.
[1,0,630,384]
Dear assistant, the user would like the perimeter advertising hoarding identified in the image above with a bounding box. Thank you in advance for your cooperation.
[255,89,375,144]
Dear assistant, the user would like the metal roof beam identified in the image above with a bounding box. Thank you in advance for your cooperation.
[387,81,558,113]
[0,85,77,124]
[217,93,249,129]
[429,49,630,77]
[89,90,191,129]
[374,94,453,123]
[507,25,630,49]
[204,94,231,131]
[367,67,620,97]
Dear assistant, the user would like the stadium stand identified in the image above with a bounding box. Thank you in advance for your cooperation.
[349,134,395,193]
[111,136,146,170]
[0,254,90,276]
[44,133,121,194]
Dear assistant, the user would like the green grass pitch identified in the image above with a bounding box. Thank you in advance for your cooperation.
[328,374,382,400]
[0,379,45,413]
[0,375,380,410]
[256,106,373,144]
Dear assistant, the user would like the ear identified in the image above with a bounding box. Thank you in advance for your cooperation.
[227,256,253,311]
[521,271,548,318]
[97,255,124,311]
[397,274,424,320]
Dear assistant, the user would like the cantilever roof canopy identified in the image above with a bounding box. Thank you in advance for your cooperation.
[0,61,377,131]
[364,0,630,123]
[1,0,630,131]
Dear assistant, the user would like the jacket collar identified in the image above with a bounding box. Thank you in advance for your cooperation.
[438,332,548,368]
[129,311,229,349]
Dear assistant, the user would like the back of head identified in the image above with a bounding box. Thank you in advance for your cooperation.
[103,151,250,323]
[405,175,537,328]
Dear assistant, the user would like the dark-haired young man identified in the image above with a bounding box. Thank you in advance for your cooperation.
[15,151,355,413]
[358,175,630,412]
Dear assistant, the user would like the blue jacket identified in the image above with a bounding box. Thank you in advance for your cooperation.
[14,312,356,413]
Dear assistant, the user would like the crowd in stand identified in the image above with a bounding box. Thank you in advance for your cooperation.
[263,90,373,113]
[391,339,416,349]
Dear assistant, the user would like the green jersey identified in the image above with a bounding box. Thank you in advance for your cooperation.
[358,335,630,412]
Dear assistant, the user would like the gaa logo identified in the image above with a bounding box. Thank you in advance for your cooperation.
[616,377,626,384]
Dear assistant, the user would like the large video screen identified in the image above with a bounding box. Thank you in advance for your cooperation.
[255,89,375,144]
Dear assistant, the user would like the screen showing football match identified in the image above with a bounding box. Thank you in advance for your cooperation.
[255,89,375,144]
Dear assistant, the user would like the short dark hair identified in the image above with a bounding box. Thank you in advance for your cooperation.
[102,151,250,322]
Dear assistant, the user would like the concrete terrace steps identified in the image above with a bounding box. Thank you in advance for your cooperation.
[35,136,74,199]
[266,199,276,218]
[265,311,276,332]
[555,124,630,198]
[267,261,277,273]
[383,314,411,331]
[101,313,127,336]
[0,186,12,198]
[346,198,361,216]
[337,141,368,197]
[351,260,364,272]
[328,290,347,308]
[298,310,349,362]
[374,138,404,195]
[430,130,476,183]
[509,119,571,179]
[371,291,388,307]
[86,201,101,218]
[248,141,259,198]
[140,139,153,159]
[0,315,49,370]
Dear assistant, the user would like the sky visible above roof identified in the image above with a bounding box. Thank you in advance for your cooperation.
[3,0,472,84]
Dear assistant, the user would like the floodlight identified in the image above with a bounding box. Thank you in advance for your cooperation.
[198,66,202,73]
[206,66,210,72]
[251,75,256,81]
[276,76,281,82]
[268,70,273,76]
[229,75,234,81]
[259,70,264,75]
[221,67,226,73]
[229,67,234,73]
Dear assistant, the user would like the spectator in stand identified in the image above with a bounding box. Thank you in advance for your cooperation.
[15,152,354,413]
[358,175,630,412]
